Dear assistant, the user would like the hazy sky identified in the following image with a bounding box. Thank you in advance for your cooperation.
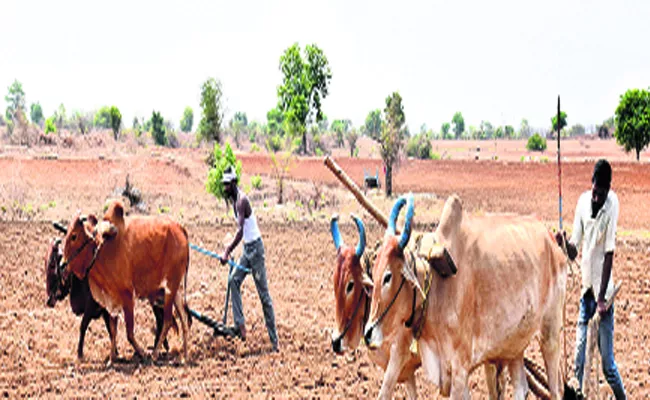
[2,0,649,132]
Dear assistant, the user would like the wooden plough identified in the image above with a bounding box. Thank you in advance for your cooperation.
[323,156,620,399]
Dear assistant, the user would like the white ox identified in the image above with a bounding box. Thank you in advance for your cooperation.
[363,194,567,399]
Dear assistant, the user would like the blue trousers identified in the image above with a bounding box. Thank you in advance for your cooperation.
[574,290,626,399]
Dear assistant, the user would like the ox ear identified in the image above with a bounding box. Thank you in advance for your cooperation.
[401,257,425,299]
[85,214,98,228]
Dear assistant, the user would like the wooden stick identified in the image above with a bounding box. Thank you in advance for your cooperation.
[324,156,395,232]
[582,281,622,398]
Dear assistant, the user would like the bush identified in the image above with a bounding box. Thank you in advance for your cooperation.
[45,117,56,135]
[251,175,262,190]
[406,134,432,159]
[151,111,166,146]
[431,152,441,160]
[266,134,283,152]
[526,133,547,152]
[206,142,242,200]
[251,143,261,153]
[166,131,180,148]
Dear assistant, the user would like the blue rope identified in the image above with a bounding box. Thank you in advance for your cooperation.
[189,243,251,273]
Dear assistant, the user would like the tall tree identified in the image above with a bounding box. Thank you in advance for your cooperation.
[452,112,465,139]
[94,106,112,129]
[267,107,285,136]
[109,106,121,140]
[441,122,451,139]
[346,128,359,157]
[615,88,650,161]
[5,79,26,123]
[331,119,351,148]
[180,106,193,133]
[520,118,532,138]
[277,43,332,154]
[379,92,406,197]
[53,103,67,130]
[151,111,166,146]
[198,77,224,143]
[364,109,382,141]
[551,111,568,132]
[30,102,43,126]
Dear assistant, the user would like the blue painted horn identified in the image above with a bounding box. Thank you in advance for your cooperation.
[387,193,415,250]
[351,214,366,258]
[330,214,343,251]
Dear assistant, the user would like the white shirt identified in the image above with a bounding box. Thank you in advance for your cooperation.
[570,190,619,301]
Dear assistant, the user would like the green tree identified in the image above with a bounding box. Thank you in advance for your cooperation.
[505,125,515,139]
[406,134,432,159]
[441,122,451,139]
[379,92,406,197]
[180,106,193,133]
[45,117,56,135]
[94,106,112,129]
[206,142,242,201]
[30,102,43,126]
[520,118,531,138]
[151,111,166,146]
[569,124,585,137]
[495,126,504,139]
[109,106,121,140]
[526,133,547,152]
[53,103,67,130]
[318,115,329,132]
[198,77,224,143]
[277,43,332,154]
[452,112,465,139]
[551,111,568,132]
[364,109,382,141]
[4,79,26,123]
[331,119,351,147]
[71,111,92,134]
[267,107,285,136]
[346,128,359,157]
[480,121,494,139]
[615,88,650,161]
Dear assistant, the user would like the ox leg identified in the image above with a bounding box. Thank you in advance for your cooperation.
[485,362,505,400]
[541,292,564,400]
[152,296,174,361]
[152,305,170,352]
[508,356,529,400]
[449,366,470,400]
[77,311,94,360]
[405,373,417,400]
[378,331,411,400]
[123,301,146,360]
[106,315,118,366]
[174,291,190,364]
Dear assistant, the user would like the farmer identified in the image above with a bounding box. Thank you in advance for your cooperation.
[556,159,626,399]
[221,165,279,352]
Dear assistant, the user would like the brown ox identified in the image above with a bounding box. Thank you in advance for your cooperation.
[330,214,421,398]
[330,214,505,399]
[61,200,190,363]
[363,194,567,399]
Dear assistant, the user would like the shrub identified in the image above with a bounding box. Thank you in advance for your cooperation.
[406,134,432,159]
[251,175,262,190]
[45,117,56,135]
[266,134,283,152]
[206,142,242,200]
[526,133,547,152]
[431,152,441,160]
[251,143,261,153]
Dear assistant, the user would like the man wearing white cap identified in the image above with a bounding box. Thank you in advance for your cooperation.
[221,165,279,352]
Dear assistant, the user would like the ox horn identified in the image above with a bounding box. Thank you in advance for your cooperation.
[52,221,67,234]
[351,214,366,259]
[388,194,415,250]
[330,214,343,251]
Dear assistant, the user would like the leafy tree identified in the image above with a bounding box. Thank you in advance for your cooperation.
[53,103,67,130]
[45,117,56,135]
[406,134,432,159]
[151,111,166,146]
[480,121,494,139]
[520,118,532,138]
[180,106,193,133]
[452,112,464,139]
[346,128,359,157]
[267,107,285,136]
[441,122,451,139]
[551,111,568,132]
[526,133,547,152]
[198,77,224,143]
[318,115,329,132]
[30,102,43,126]
[94,106,112,128]
[206,142,242,201]
[132,116,140,130]
[109,106,121,140]
[569,124,585,137]
[505,125,515,139]
[331,119,351,147]
[277,43,332,154]
[71,111,92,134]
[379,92,406,197]
[615,88,650,161]
[5,79,25,123]
[495,126,504,139]
[232,111,248,127]
[364,109,382,141]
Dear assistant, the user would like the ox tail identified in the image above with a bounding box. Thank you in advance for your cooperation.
[182,225,192,327]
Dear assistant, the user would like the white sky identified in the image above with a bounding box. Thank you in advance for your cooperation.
[2,0,649,132]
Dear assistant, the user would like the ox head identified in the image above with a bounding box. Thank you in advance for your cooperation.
[330,213,373,354]
[45,237,69,307]
[60,213,109,280]
[363,193,417,349]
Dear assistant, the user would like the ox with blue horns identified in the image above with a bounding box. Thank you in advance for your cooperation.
[329,213,422,399]
[364,193,568,399]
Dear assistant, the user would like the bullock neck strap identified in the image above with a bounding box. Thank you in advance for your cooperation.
[404,249,433,340]
[82,243,103,280]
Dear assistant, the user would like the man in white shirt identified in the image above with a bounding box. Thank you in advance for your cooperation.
[556,159,626,399]
[221,166,279,352]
